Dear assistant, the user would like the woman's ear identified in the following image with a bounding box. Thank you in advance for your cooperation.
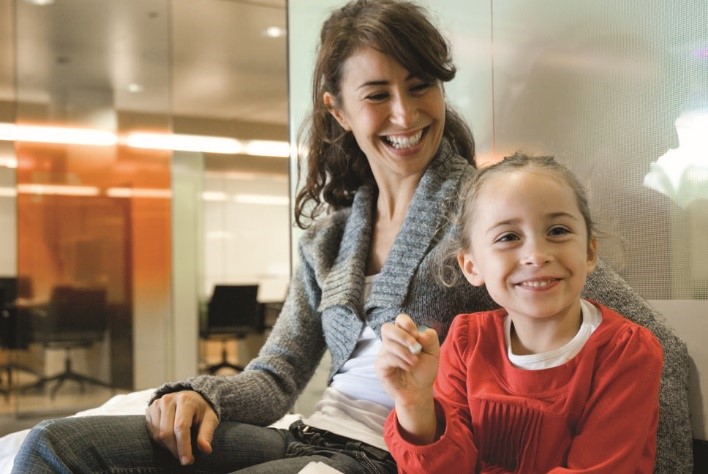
[457,252,485,287]
[323,92,350,131]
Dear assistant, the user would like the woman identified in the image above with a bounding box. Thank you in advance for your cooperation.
[13,1,691,473]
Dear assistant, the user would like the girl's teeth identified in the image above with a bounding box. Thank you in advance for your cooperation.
[386,130,423,149]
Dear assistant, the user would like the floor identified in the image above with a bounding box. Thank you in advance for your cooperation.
[0,344,328,438]
[0,368,125,436]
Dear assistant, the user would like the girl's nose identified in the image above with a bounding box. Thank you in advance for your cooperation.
[521,243,553,266]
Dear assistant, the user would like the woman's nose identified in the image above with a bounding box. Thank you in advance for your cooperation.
[390,93,417,127]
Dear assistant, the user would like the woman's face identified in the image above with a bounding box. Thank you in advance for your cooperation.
[324,47,446,185]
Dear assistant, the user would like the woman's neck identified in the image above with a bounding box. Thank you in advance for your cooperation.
[365,177,419,275]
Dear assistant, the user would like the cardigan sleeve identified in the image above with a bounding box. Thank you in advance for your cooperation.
[151,233,328,426]
[551,322,663,473]
[384,315,480,473]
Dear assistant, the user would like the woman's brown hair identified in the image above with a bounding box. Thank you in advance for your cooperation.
[294,0,476,229]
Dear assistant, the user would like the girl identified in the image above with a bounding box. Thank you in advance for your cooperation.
[377,153,663,473]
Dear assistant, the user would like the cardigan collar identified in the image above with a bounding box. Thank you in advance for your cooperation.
[318,140,470,318]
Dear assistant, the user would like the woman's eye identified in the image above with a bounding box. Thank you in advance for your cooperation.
[410,82,432,94]
[365,92,388,102]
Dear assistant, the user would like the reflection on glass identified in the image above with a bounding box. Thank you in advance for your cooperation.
[644,112,708,208]
[12,0,172,416]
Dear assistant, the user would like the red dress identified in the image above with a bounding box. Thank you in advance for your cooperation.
[385,302,663,473]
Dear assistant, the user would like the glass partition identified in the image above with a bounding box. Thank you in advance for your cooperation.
[1,0,289,422]
[10,0,172,416]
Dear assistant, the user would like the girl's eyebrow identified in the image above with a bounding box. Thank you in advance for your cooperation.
[547,211,580,222]
[485,212,579,233]
[485,218,519,234]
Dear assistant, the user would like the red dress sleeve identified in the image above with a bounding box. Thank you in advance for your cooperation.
[384,314,481,473]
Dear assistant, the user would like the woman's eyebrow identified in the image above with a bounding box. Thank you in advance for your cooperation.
[357,73,417,90]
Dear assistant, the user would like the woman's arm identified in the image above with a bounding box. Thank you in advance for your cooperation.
[151,235,328,426]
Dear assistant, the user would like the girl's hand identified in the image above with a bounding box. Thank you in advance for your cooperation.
[376,313,440,407]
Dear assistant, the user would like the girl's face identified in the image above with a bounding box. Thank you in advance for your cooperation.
[324,47,445,186]
[458,169,598,325]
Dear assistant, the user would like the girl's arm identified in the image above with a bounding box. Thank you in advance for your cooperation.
[383,315,480,473]
[377,313,440,444]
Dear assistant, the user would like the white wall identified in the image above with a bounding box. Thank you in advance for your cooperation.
[0,144,15,276]
[202,170,290,301]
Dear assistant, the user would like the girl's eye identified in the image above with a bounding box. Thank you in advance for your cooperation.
[549,226,571,236]
[495,233,519,243]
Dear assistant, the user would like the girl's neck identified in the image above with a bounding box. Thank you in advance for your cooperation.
[509,303,583,355]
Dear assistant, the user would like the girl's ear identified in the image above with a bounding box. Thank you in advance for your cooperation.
[586,236,599,273]
[457,252,485,287]
[323,92,350,131]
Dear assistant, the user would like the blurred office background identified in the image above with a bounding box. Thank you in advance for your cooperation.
[0,0,290,423]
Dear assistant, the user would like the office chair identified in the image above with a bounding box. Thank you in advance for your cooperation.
[200,284,263,374]
[0,288,8,399]
[0,277,40,394]
[23,285,114,398]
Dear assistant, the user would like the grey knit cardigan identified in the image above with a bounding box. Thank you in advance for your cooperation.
[154,142,692,473]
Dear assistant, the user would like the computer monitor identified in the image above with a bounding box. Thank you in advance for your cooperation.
[0,276,34,303]
[204,284,262,335]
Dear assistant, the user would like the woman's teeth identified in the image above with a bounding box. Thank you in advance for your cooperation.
[385,130,423,149]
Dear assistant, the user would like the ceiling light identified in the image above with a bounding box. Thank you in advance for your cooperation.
[22,0,55,5]
[244,140,290,157]
[202,191,229,201]
[263,26,286,38]
[0,123,290,157]
[106,187,172,199]
[233,194,289,206]
[0,187,16,198]
[0,155,17,169]
[124,133,244,154]
[0,123,117,146]
[17,184,100,197]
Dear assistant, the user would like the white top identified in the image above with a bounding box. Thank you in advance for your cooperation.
[505,299,602,370]
[304,275,393,451]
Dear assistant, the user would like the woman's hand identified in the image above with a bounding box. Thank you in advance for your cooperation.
[145,390,219,466]
[377,313,440,443]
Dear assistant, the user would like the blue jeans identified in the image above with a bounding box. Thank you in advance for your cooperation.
[12,416,397,473]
